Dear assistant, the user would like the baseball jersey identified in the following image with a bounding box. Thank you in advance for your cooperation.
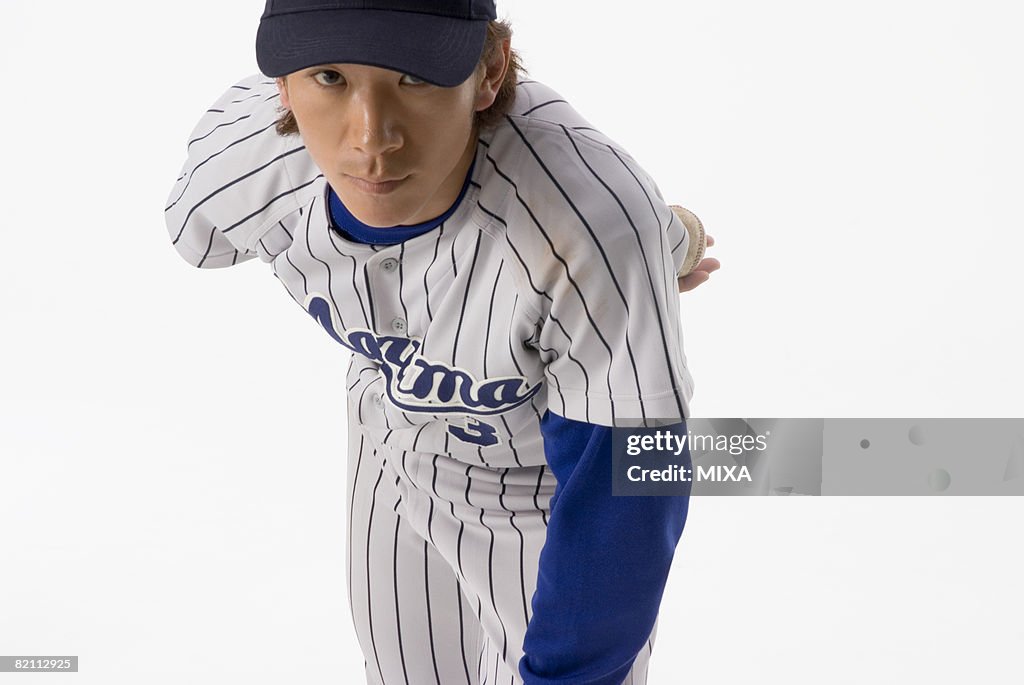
[319,178,691,684]
[164,73,696,470]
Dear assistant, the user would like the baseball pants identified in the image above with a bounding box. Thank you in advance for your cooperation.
[345,427,658,685]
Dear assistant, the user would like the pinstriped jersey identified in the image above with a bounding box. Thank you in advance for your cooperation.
[164,73,695,468]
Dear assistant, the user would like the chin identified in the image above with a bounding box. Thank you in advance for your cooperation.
[348,200,414,228]
[335,187,425,229]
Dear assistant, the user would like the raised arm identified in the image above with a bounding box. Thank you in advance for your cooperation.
[163,74,322,268]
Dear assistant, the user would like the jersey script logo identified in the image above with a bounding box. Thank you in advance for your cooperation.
[305,294,541,446]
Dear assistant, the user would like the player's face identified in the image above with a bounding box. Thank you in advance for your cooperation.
[278,62,495,228]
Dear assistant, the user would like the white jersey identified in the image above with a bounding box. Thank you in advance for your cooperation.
[164,73,695,469]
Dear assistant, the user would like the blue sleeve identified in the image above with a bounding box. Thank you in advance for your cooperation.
[519,411,692,685]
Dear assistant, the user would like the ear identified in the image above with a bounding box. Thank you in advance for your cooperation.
[474,38,511,112]
[276,76,291,109]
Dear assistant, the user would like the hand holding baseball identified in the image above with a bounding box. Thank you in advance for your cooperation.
[670,205,720,293]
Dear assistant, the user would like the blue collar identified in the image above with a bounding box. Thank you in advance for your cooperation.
[328,157,475,245]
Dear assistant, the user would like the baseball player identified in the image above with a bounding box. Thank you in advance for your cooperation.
[164,2,718,683]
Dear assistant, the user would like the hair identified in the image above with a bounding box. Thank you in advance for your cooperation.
[273,18,526,137]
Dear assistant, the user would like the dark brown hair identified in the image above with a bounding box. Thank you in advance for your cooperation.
[274,19,526,137]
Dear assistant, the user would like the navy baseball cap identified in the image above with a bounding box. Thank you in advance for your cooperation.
[256,0,498,87]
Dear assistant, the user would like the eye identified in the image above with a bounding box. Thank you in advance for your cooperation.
[312,70,344,87]
[401,73,429,86]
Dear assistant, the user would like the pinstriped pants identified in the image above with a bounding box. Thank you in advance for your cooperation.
[345,427,658,685]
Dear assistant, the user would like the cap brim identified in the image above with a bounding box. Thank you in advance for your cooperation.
[256,8,488,87]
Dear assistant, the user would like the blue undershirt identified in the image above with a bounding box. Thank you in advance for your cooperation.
[522,414,690,685]
[330,168,691,685]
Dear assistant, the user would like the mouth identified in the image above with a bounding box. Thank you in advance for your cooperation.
[344,174,409,195]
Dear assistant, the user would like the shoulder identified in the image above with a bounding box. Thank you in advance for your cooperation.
[476,79,643,198]
[474,78,667,247]
[166,73,321,261]
[184,74,282,150]
[182,73,322,191]
[504,79,637,161]
[470,81,676,314]
[475,79,656,223]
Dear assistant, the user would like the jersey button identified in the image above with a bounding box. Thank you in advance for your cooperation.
[380,257,399,273]
[372,393,385,409]
[391,317,407,334]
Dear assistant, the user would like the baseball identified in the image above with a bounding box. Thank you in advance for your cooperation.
[671,204,708,278]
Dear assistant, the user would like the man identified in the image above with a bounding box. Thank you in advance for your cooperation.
[164,2,719,683]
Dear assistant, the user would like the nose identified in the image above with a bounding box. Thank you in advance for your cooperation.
[346,86,403,157]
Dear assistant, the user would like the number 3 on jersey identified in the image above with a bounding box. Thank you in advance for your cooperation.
[449,418,500,447]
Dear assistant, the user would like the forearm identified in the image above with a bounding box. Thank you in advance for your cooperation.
[520,412,691,685]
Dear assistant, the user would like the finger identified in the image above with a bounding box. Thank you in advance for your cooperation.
[677,271,710,293]
[696,257,721,273]
[705,234,715,247]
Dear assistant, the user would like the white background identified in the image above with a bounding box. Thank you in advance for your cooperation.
[1,0,1022,683]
